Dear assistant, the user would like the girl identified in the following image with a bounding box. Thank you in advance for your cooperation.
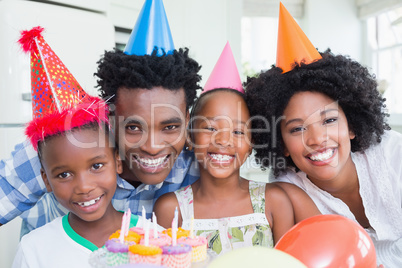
[153,87,320,255]
[245,50,402,266]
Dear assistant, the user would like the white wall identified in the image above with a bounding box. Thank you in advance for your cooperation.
[301,0,362,61]
[166,0,243,86]
[242,0,363,73]
[108,0,243,87]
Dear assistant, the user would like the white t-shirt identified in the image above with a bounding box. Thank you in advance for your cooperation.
[12,214,140,268]
[273,130,402,267]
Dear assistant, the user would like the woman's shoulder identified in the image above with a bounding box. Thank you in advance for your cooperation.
[381,130,402,149]
[362,130,402,152]
[355,130,402,166]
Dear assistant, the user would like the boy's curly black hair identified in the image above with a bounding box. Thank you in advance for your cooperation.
[245,49,390,176]
[95,48,202,110]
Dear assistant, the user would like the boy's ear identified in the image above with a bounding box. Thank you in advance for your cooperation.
[40,168,52,192]
[115,151,123,174]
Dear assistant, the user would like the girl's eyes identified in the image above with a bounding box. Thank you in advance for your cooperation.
[92,163,104,171]
[201,128,245,135]
[57,172,71,179]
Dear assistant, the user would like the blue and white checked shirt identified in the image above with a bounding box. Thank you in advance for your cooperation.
[0,141,200,236]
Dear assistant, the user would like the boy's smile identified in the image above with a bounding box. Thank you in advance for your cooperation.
[114,87,189,186]
[40,128,122,223]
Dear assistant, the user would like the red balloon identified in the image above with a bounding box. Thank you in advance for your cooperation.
[275,214,377,268]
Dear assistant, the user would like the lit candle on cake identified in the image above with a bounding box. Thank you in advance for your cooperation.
[119,208,131,243]
[190,216,194,238]
[144,219,150,246]
[142,206,146,227]
[152,212,158,238]
[172,207,178,246]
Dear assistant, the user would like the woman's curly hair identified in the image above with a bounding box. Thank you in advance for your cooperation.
[95,48,202,110]
[245,49,390,176]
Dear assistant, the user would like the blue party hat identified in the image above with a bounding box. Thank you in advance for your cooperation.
[124,0,175,56]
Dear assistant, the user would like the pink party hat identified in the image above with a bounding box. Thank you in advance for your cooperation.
[202,42,244,94]
[18,26,108,150]
[276,2,322,73]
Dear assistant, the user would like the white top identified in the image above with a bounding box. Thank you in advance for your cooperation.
[12,214,140,268]
[273,130,402,266]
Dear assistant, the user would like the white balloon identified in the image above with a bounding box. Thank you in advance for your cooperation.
[208,246,307,268]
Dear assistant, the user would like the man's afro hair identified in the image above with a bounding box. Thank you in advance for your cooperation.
[95,48,202,110]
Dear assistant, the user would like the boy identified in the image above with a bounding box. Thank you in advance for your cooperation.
[12,27,138,268]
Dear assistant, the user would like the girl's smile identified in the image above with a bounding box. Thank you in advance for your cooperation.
[281,91,356,185]
[191,90,251,180]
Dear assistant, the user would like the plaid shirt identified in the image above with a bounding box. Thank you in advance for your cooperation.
[0,141,199,236]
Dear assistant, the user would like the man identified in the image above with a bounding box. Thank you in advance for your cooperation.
[0,0,202,235]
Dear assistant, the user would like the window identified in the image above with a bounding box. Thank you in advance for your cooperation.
[367,6,402,115]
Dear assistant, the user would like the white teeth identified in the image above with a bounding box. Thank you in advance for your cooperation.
[210,154,233,161]
[309,149,334,162]
[77,196,101,207]
[138,156,167,167]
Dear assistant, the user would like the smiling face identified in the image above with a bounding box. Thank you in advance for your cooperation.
[280,91,356,185]
[40,127,122,223]
[191,90,252,180]
[114,87,189,185]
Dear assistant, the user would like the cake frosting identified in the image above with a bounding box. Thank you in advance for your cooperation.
[140,233,172,247]
[128,244,163,265]
[161,243,192,268]
[109,230,142,244]
[162,228,189,239]
[177,236,207,263]
[129,227,146,236]
[106,239,129,253]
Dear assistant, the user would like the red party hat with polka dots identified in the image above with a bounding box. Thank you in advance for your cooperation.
[18,26,108,150]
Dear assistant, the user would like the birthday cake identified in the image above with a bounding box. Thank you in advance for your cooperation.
[177,236,208,263]
[161,243,192,268]
[89,209,211,268]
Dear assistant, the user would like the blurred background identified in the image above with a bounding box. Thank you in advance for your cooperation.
[1,0,401,267]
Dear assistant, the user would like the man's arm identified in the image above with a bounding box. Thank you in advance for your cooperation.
[0,141,46,225]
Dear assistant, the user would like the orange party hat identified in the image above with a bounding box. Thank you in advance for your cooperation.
[276,2,322,73]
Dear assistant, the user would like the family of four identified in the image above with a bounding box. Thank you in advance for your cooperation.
[1,1,401,267]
